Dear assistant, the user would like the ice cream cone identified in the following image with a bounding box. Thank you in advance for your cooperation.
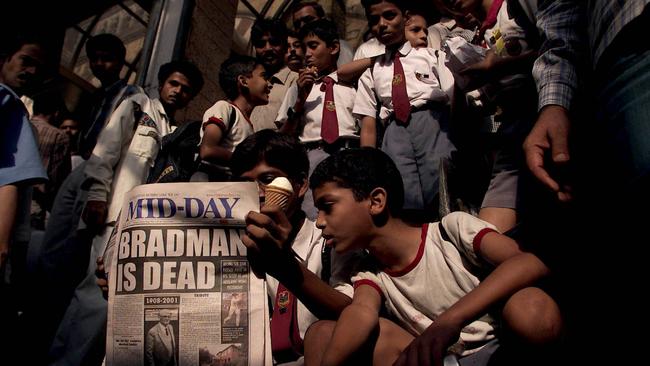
[264,177,293,211]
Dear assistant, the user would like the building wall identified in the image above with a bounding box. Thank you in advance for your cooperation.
[176,0,238,122]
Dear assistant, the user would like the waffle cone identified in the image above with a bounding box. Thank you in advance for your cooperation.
[264,187,292,211]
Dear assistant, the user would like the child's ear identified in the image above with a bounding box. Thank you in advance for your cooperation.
[237,74,248,90]
[296,176,309,200]
[368,187,388,216]
[329,40,340,57]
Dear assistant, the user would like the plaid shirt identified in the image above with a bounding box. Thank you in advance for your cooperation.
[31,118,71,211]
[533,0,650,110]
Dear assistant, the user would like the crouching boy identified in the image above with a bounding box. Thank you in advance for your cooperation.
[306,148,562,366]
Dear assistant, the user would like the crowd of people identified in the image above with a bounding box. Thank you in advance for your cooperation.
[1,0,648,365]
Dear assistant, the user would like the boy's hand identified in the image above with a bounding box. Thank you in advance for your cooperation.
[394,316,462,366]
[459,51,499,90]
[242,206,293,279]
[95,256,109,300]
[297,66,318,101]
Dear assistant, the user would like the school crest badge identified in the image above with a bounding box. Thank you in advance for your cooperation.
[325,100,336,112]
[392,74,403,86]
[278,290,291,314]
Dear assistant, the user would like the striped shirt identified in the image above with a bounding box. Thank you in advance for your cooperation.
[533,0,649,110]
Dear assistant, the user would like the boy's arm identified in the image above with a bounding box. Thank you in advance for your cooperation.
[243,207,352,319]
[321,284,382,366]
[396,232,549,366]
[360,116,377,148]
[199,123,232,164]
[337,57,375,85]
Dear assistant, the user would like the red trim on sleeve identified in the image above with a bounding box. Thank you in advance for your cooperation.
[473,228,497,254]
[354,279,384,299]
[385,224,429,277]
[203,116,226,132]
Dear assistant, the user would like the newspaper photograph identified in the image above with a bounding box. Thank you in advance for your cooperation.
[105,182,271,366]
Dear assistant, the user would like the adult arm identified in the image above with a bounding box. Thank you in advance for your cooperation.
[320,284,382,366]
[242,207,352,320]
[524,0,586,201]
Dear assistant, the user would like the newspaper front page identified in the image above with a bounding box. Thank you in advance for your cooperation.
[105,182,270,366]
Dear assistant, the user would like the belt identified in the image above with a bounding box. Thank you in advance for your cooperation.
[302,138,359,153]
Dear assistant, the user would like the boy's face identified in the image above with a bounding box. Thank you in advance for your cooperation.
[159,71,194,112]
[405,15,428,48]
[449,0,482,15]
[313,182,374,253]
[285,36,304,72]
[303,34,338,74]
[239,160,307,218]
[0,43,46,94]
[244,64,272,106]
[367,1,406,47]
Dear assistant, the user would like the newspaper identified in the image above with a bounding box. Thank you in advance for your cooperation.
[105,182,271,366]
[443,36,487,91]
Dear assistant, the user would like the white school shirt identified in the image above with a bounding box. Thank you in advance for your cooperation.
[275,71,359,143]
[199,100,254,152]
[352,212,498,356]
[266,218,358,341]
[353,41,454,121]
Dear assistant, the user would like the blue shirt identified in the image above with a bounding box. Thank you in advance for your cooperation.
[0,83,47,186]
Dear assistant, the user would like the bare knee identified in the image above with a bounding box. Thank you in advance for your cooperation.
[304,320,337,366]
[502,287,563,345]
[373,318,414,366]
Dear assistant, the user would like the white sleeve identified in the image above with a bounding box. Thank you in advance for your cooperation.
[353,68,378,119]
[440,212,498,267]
[84,96,139,202]
[200,100,233,143]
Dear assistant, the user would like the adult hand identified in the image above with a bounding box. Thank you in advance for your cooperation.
[82,200,108,232]
[523,105,572,202]
[394,316,463,366]
[242,206,293,279]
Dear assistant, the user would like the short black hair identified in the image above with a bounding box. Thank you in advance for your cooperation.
[218,54,259,101]
[0,33,47,61]
[291,1,326,18]
[158,60,204,96]
[231,130,309,182]
[250,18,288,47]
[361,0,408,14]
[310,148,404,214]
[299,18,340,48]
[85,33,126,62]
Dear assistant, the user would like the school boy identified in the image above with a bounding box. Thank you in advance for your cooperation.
[276,19,359,219]
[233,130,361,365]
[354,0,456,216]
[306,148,563,366]
[194,55,271,181]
